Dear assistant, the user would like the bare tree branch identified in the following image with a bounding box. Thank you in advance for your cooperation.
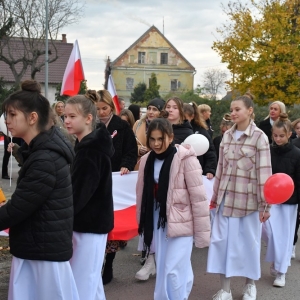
[0,0,84,87]
[202,68,228,100]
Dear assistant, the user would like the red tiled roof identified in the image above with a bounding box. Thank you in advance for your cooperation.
[0,38,73,84]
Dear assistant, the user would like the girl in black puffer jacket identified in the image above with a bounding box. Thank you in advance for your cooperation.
[0,80,78,300]
[65,90,114,300]
[263,113,300,288]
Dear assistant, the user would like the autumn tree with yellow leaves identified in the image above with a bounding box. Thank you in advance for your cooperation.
[213,0,300,104]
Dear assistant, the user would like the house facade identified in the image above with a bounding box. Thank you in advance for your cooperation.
[111,26,196,101]
[0,34,72,105]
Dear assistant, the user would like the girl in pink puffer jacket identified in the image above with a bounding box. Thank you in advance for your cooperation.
[136,118,210,300]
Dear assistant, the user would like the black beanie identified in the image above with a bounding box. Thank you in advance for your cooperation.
[147,98,165,111]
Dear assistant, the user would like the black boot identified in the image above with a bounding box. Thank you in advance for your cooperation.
[140,250,146,265]
[102,252,115,285]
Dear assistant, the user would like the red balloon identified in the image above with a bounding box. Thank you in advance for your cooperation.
[264,173,294,204]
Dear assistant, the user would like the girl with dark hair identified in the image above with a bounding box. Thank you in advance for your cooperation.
[164,97,194,144]
[207,96,272,300]
[262,113,300,288]
[65,90,114,300]
[96,89,137,285]
[134,97,165,280]
[128,104,141,122]
[0,80,78,300]
[183,102,217,179]
[119,109,135,128]
[136,118,210,299]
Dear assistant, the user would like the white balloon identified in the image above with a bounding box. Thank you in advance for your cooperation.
[182,134,209,156]
[0,114,7,134]
[0,114,12,137]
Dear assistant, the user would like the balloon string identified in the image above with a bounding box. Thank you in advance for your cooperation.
[9,135,12,187]
[262,205,267,219]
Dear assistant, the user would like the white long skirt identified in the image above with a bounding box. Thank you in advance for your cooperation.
[8,257,79,300]
[137,234,155,254]
[263,204,297,274]
[70,232,107,300]
[207,201,261,280]
[153,206,194,300]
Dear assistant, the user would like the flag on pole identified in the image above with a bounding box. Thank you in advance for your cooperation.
[60,40,85,96]
[107,75,121,115]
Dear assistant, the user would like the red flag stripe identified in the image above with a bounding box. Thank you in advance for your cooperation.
[107,205,138,240]
[60,40,85,96]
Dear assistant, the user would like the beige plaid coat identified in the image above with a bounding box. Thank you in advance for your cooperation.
[211,121,272,217]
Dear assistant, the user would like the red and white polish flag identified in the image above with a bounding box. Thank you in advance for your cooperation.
[0,173,213,239]
[108,171,138,240]
[107,75,121,115]
[0,173,139,240]
[60,40,85,96]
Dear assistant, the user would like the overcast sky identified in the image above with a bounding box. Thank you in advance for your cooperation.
[63,0,244,96]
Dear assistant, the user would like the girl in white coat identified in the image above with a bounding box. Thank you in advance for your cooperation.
[136,118,210,300]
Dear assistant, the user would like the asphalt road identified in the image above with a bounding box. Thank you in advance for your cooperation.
[0,147,299,300]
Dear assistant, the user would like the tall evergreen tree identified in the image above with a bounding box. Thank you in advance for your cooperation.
[144,73,160,102]
[130,82,147,103]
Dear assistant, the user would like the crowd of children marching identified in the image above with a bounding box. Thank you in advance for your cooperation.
[0,80,299,300]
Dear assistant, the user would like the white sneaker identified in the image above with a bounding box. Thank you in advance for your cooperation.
[242,284,257,300]
[273,273,285,287]
[212,289,233,300]
[270,263,277,277]
[135,254,156,280]
[291,245,296,259]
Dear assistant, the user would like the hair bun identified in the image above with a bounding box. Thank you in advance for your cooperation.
[279,113,289,122]
[223,113,232,121]
[85,90,99,104]
[21,80,41,93]
[244,92,255,101]
[159,110,169,119]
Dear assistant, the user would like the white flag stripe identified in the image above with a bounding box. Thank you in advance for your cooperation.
[112,171,138,211]
[112,171,214,211]
[107,74,117,98]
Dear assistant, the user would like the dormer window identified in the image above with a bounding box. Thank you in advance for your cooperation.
[138,52,146,64]
[160,53,168,64]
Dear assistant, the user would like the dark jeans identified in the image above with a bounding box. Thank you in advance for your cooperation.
[2,136,23,177]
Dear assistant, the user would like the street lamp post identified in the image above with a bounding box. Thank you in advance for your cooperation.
[45,0,49,99]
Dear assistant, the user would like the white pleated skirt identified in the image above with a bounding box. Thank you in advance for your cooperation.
[8,257,79,300]
[137,234,155,254]
[207,201,262,280]
[153,205,194,300]
[70,232,107,300]
[262,204,297,274]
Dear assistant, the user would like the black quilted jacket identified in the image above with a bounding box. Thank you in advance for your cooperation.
[0,127,75,261]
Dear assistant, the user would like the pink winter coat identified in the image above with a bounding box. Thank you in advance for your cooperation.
[136,144,211,248]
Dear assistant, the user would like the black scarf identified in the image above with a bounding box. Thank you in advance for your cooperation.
[138,145,177,252]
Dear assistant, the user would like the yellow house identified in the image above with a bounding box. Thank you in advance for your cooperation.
[111,25,196,101]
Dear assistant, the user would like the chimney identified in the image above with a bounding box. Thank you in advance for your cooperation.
[62,34,67,43]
